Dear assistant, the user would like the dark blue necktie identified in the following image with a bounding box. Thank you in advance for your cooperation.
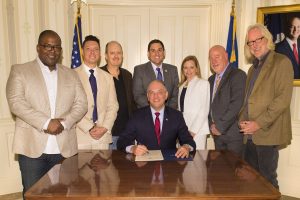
[89,69,98,122]
[156,68,163,81]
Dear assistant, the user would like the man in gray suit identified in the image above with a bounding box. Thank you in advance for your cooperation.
[6,30,88,197]
[208,45,246,157]
[133,39,179,108]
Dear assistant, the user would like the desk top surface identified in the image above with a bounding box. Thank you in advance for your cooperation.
[25,150,280,200]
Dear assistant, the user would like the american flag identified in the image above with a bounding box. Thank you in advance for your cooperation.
[71,13,83,68]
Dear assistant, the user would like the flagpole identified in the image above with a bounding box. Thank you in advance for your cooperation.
[231,0,236,54]
[70,0,86,68]
[226,0,238,68]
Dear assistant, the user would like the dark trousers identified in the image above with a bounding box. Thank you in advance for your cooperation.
[244,140,279,189]
[18,153,64,199]
[214,136,244,157]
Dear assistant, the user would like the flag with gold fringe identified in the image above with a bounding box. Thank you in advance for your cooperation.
[226,2,238,68]
[71,12,83,68]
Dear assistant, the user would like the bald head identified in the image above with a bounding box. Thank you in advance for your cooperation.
[147,80,166,92]
[147,80,168,111]
[209,45,227,54]
[209,45,229,75]
[105,41,123,53]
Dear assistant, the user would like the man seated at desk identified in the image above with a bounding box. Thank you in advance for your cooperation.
[117,80,196,158]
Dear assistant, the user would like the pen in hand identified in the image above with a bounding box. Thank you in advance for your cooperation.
[136,142,149,155]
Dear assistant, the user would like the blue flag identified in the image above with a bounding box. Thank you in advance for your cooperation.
[71,13,83,68]
[226,7,238,68]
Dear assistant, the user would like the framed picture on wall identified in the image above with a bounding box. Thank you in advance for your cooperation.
[257,4,300,86]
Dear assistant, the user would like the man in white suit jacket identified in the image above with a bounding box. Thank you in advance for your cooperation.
[6,30,88,197]
[75,35,118,150]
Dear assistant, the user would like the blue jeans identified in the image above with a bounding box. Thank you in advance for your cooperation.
[18,154,64,199]
[109,136,119,150]
[244,140,279,189]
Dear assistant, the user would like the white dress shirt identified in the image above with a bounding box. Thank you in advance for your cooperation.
[38,57,60,154]
[286,37,298,50]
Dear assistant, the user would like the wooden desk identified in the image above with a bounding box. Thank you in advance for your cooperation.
[25,150,280,200]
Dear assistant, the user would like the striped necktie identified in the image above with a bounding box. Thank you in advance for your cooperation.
[212,75,221,100]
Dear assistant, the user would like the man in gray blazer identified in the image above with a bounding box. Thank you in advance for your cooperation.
[6,30,88,197]
[208,45,246,157]
[133,39,179,108]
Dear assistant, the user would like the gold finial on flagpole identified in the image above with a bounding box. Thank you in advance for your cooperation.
[231,0,235,15]
[71,0,87,15]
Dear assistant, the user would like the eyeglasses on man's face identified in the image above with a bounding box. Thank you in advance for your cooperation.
[247,36,265,47]
[39,44,62,51]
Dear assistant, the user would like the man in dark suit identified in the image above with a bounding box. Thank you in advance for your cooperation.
[208,45,246,157]
[117,80,195,158]
[133,39,179,109]
[275,15,300,79]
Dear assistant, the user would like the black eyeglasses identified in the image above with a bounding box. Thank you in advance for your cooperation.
[39,44,62,51]
[247,36,265,47]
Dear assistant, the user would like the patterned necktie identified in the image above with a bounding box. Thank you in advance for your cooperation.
[154,112,161,145]
[293,43,299,64]
[212,75,221,100]
[156,68,163,81]
[89,69,98,122]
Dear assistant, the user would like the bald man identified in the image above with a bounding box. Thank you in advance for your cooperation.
[117,80,195,158]
[208,45,246,157]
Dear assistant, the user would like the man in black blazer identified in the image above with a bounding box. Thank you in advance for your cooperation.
[275,15,300,79]
[117,80,195,158]
[133,39,179,109]
[101,41,136,149]
[208,45,246,157]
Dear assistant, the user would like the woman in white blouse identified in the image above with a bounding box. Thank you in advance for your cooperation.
[178,55,210,150]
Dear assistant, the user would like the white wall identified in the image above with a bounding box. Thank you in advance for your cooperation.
[0,0,299,197]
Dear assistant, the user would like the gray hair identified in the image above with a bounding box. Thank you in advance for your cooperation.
[244,23,274,64]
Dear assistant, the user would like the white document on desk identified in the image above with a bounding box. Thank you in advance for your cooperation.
[135,150,164,161]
